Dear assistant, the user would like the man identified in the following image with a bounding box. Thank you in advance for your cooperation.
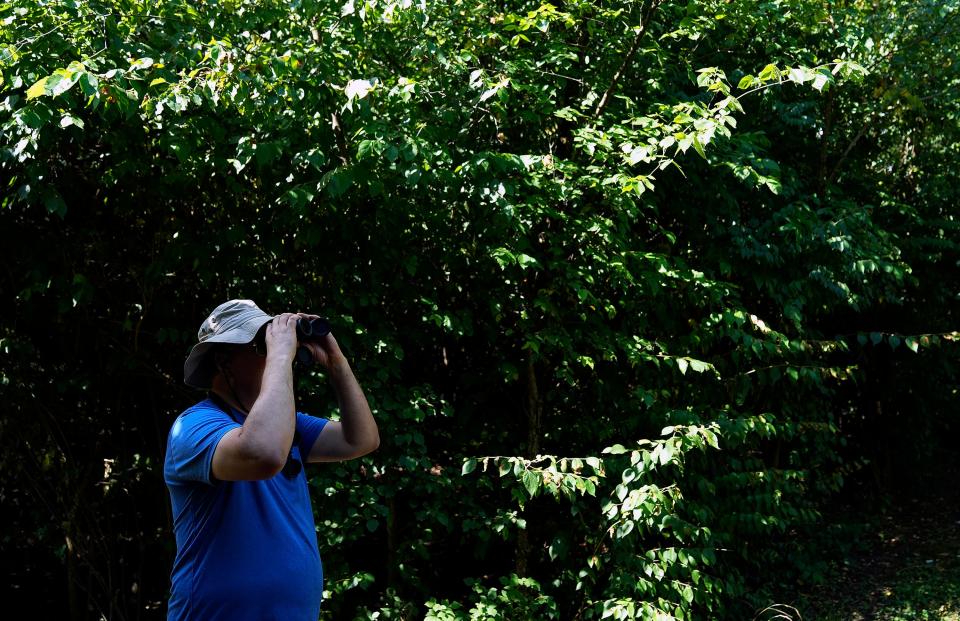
[164,299,379,620]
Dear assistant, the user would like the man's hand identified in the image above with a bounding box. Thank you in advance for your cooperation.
[265,313,299,364]
[297,312,347,371]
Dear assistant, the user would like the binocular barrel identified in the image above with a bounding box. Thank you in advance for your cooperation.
[295,317,331,341]
[253,317,331,367]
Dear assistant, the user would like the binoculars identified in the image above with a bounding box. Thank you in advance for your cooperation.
[294,317,331,366]
[254,317,331,366]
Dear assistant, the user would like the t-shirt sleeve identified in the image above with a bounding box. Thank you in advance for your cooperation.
[166,405,240,485]
[296,412,330,457]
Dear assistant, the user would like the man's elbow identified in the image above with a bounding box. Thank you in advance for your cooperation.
[234,429,289,471]
[355,435,380,457]
[253,457,286,480]
[246,448,288,479]
[215,448,286,481]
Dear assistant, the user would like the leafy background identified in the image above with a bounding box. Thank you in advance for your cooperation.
[1,0,959,619]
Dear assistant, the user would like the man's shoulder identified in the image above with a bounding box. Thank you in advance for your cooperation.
[179,397,222,419]
[165,399,238,487]
[169,399,230,437]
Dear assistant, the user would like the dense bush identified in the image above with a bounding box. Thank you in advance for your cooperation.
[2,0,958,619]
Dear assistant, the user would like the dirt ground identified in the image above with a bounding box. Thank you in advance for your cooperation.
[794,487,960,621]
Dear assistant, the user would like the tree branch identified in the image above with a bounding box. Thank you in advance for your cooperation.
[330,110,351,166]
[592,0,665,120]
[827,116,871,187]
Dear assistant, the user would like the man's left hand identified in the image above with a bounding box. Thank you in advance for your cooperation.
[297,312,347,371]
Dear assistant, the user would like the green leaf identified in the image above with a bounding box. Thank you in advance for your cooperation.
[44,193,67,218]
[130,57,154,70]
[78,72,99,97]
[688,359,710,373]
[26,77,48,100]
[46,71,75,97]
[344,78,374,109]
[888,334,901,350]
[758,63,779,82]
[461,458,477,475]
[692,135,707,160]
[704,430,720,449]
[521,470,540,497]
[737,75,755,89]
[787,67,809,84]
[676,358,689,375]
[491,247,515,268]
[812,71,831,91]
[658,443,674,465]
[60,114,83,129]
[516,253,538,269]
[905,336,919,353]
[870,332,883,345]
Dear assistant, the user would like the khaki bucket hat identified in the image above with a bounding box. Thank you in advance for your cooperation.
[183,299,273,389]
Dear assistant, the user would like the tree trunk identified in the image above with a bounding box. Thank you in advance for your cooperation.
[516,353,544,576]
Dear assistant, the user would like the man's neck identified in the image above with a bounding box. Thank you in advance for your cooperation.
[210,378,253,415]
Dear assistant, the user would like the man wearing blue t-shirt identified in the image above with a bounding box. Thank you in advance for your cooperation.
[164,300,380,621]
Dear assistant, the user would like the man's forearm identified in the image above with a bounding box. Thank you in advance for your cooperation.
[239,357,297,466]
[328,358,379,450]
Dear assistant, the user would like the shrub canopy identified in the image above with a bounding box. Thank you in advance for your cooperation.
[2,0,959,619]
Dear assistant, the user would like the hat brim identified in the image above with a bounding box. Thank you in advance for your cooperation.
[183,315,272,389]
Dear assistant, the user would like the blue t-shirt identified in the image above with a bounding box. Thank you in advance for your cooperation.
[164,398,329,621]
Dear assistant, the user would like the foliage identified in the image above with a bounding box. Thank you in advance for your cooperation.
[1,0,959,619]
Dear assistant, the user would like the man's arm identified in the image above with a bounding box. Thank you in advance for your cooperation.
[307,357,380,463]
[212,314,298,480]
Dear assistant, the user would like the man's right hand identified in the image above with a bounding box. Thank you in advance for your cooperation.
[265,313,299,364]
